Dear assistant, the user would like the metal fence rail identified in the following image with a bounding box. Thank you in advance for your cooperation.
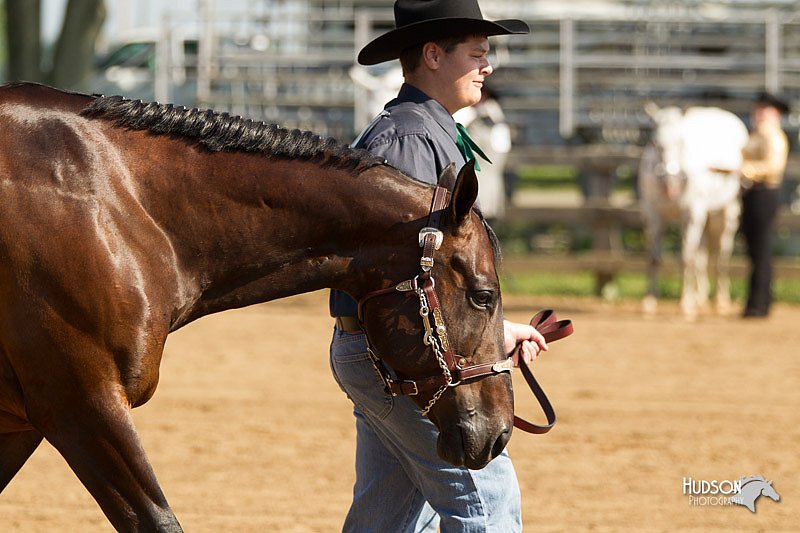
[497,204,800,292]
[129,0,800,216]
[178,1,800,152]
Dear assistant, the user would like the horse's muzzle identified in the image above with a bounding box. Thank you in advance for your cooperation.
[434,415,513,469]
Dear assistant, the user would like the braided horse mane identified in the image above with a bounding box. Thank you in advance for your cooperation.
[81,94,503,263]
[81,95,385,174]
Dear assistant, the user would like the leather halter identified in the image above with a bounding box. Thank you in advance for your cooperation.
[357,170,473,414]
[356,170,574,431]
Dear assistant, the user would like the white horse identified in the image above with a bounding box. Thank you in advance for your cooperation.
[639,104,749,319]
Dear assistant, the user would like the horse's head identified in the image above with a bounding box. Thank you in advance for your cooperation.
[358,162,512,470]
[645,103,687,201]
[761,480,781,502]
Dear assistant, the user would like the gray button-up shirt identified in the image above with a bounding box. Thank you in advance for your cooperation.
[357,83,466,185]
[330,83,467,317]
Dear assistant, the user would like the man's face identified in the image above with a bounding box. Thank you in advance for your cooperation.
[438,36,492,113]
[752,103,781,126]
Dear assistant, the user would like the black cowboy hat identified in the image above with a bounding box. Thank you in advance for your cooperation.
[358,0,529,66]
[756,91,790,115]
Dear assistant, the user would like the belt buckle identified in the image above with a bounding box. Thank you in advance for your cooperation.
[400,380,419,396]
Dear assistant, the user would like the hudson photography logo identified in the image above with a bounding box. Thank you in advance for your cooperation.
[683,475,781,512]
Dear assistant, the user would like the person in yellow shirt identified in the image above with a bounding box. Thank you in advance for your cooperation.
[740,91,790,318]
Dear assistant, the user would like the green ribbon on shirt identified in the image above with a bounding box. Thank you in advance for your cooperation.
[455,122,492,171]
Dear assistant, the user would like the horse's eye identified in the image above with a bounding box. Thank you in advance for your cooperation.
[469,290,495,309]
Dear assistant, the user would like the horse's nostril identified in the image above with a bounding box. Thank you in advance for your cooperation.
[491,427,511,458]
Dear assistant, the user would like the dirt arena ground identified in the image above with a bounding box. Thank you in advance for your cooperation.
[1,291,797,532]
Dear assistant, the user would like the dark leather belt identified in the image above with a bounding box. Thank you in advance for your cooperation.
[334,315,363,334]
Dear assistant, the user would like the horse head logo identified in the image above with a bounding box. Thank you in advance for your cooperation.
[731,475,781,513]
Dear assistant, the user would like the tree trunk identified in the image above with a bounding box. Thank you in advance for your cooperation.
[5,0,43,83]
[49,0,106,90]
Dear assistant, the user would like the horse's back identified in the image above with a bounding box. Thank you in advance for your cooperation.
[0,81,92,110]
[681,107,748,173]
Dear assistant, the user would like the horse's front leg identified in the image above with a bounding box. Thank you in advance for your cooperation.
[680,209,708,320]
[712,202,741,315]
[19,338,181,532]
[694,236,710,312]
[642,210,664,315]
[0,430,43,491]
[29,379,181,531]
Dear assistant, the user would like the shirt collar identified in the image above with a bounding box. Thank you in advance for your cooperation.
[389,83,458,143]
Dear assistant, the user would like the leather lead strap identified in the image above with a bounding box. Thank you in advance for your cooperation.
[512,310,574,434]
[513,359,557,434]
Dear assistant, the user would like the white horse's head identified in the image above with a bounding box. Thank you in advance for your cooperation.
[761,480,781,502]
[645,103,687,201]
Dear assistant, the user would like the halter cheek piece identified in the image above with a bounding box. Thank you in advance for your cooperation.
[356,174,574,432]
[357,182,477,415]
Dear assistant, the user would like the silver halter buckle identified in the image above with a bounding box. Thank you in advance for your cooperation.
[418,227,444,250]
[491,358,515,373]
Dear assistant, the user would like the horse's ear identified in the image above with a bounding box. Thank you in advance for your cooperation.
[444,160,479,227]
[437,162,458,191]
[644,101,660,119]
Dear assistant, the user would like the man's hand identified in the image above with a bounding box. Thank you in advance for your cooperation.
[503,319,548,366]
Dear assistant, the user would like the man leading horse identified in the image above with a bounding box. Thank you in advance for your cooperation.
[328,1,546,531]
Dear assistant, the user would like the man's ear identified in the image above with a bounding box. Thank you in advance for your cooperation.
[422,42,441,70]
[445,160,479,227]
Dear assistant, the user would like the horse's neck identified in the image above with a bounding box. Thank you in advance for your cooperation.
[740,482,762,497]
[151,155,429,326]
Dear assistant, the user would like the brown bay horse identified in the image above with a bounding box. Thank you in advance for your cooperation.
[0,82,513,531]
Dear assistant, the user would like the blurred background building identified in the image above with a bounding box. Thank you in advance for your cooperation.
[3,0,800,201]
[3,0,800,291]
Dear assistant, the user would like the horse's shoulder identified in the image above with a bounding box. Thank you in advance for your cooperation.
[681,107,748,147]
[684,106,743,125]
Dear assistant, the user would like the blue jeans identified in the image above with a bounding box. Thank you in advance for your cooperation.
[330,328,522,533]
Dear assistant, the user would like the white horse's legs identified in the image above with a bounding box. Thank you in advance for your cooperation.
[694,241,710,312]
[639,148,665,316]
[680,209,707,320]
[712,202,741,315]
[680,203,739,319]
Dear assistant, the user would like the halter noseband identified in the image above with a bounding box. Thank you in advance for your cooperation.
[356,175,513,415]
